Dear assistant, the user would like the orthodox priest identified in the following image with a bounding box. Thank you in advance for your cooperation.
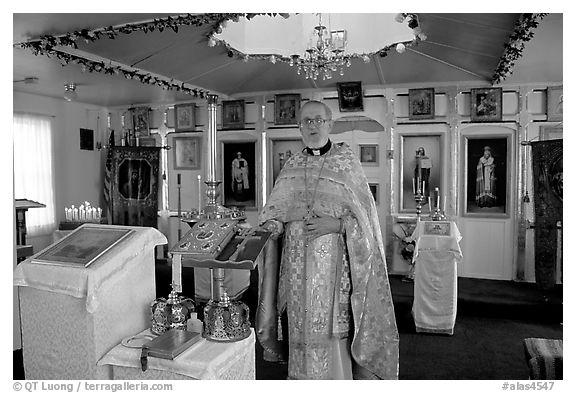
[256,100,399,379]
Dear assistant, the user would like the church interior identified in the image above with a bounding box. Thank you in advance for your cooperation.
[12,12,563,381]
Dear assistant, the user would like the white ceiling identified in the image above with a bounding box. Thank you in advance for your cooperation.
[13,13,563,108]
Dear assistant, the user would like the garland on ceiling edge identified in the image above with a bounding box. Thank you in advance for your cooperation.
[15,13,287,97]
[491,13,548,85]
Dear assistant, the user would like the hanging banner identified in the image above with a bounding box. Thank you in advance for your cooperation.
[531,139,562,291]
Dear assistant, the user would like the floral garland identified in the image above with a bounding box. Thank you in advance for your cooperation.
[491,13,548,85]
[15,13,283,96]
[207,13,426,66]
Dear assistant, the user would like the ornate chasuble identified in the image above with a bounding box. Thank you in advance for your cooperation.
[259,142,399,379]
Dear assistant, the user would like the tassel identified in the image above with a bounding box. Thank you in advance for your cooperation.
[277,315,283,341]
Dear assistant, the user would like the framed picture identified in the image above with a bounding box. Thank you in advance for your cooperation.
[539,125,563,141]
[359,144,378,165]
[400,135,443,212]
[222,100,245,130]
[274,94,301,125]
[32,226,134,268]
[546,86,563,121]
[132,106,151,137]
[337,81,364,112]
[470,88,502,122]
[222,141,257,209]
[174,136,201,170]
[139,137,156,147]
[174,103,195,132]
[463,135,510,217]
[271,138,304,185]
[409,88,435,120]
[111,147,160,227]
[80,128,94,150]
[331,30,347,50]
[368,183,379,205]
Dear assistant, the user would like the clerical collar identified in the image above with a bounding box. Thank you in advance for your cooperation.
[304,139,332,156]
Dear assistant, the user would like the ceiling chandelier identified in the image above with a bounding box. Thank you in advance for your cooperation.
[291,14,349,81]
[63,83,78,102]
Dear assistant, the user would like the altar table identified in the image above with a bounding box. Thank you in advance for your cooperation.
[412,220,462,335]
[13,224,167,379]
[98,328,255,380]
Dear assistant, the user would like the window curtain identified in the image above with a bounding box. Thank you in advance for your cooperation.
[13,113,56,236]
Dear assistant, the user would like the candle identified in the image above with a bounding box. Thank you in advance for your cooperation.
[422,181,426,197]
[73,207,78,221]
[435,187,440,211]
[443,196,446,214]
[412,178,416,195]
[416,175,421,193]
[197,176,203,210]
[428,197,433,213]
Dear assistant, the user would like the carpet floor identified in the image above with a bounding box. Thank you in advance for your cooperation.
[13,267,562,380]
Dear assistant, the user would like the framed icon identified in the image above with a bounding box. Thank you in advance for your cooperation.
[222,100,245,130]
[174,136,201,170]
[337,81,364,112]
[274,94,301,125]
[174,104,196,132]
[470,88,502,122]
[409,88,435,120]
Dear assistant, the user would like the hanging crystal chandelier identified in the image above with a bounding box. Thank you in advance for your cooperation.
[290,14,350,81]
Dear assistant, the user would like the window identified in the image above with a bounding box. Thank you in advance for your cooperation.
[13,113,56,236]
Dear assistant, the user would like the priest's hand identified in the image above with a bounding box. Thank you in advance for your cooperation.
[304,211,341,240]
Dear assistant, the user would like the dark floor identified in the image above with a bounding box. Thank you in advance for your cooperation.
[13,265,562,380]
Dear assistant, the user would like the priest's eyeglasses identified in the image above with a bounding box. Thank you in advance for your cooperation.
[300,118,329,128]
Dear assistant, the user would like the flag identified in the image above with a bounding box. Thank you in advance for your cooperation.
[103,130,115,224]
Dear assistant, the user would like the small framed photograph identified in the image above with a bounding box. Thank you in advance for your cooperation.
[274,94,301,125]
[173,136,201,170]
[368,183,379,205]
[222,141,257,209]
[423,222,451,237]
[470,88,502,122]
[174,104,196,132]
[463,135,510,217]
[331,30,347,50]
[132,106,151,137]
[546,86,563,122]
[337,81,364,112]
[359,144,378,165]
[222,100,245,130]
[409,88,435,120]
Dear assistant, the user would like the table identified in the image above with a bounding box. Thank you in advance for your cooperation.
[98,328,255,380]
[412,220,462,335]
[13,224,167,379]
[15,199,45,262]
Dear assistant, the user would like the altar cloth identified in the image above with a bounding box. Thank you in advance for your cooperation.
[412,221,462,335]
[14,224,167,379]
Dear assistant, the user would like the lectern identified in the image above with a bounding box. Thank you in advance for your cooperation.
[13,224,167,379]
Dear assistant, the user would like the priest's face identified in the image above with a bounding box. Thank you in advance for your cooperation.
[299,102,332,149]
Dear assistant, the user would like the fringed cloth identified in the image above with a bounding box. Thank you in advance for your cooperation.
[256,142,399,379]
[523,338,563,380]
